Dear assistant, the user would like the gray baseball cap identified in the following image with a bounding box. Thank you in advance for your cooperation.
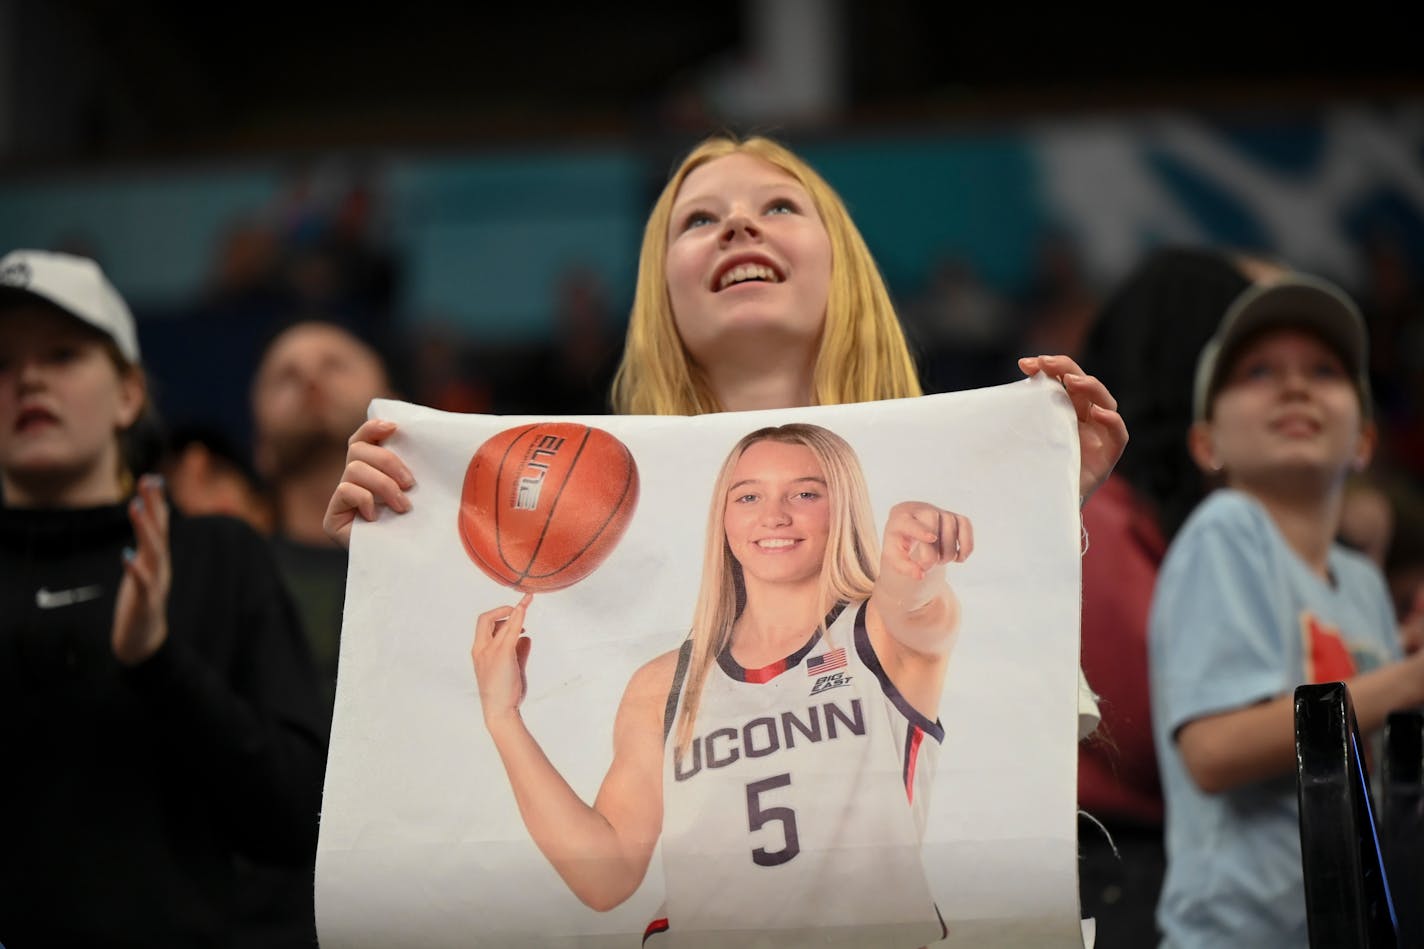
[0,249,140,363]
[1192,273,1370,421]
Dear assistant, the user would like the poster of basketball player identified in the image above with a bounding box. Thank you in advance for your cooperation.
[317,377,1088,948]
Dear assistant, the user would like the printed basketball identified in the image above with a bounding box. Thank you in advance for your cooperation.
[459,422,639,593]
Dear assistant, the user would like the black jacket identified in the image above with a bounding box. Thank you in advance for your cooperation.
[0,503,329,949]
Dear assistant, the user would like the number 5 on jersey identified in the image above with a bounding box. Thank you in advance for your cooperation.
[746,774,800,867]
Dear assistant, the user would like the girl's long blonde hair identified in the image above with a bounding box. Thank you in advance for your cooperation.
[673,423,879,758]
[611,135,921,416]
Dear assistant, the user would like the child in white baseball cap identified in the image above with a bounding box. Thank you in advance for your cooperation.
[1148,272,1419,947]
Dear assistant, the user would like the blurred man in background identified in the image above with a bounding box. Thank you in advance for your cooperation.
[252,320,394,706]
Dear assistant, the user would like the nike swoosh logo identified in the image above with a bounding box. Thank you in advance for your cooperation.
[35,585,103,609]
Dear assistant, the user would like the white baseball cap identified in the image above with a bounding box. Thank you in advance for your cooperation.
[0,249,140,363]
[1192,273,1371,421]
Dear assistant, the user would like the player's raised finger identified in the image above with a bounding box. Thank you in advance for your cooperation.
[498,594,534,656]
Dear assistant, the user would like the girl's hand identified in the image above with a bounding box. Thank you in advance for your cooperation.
[882,501,973,582]
[112,474,173,665]
[323,418,416,549]
[1018,354,1129,504]
[471,593,535,727]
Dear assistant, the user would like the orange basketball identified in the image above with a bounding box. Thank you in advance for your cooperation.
[458,422,639,593]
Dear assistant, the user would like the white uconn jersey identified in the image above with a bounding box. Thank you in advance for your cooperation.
[646,601,946,949]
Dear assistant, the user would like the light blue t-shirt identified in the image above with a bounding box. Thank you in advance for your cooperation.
[1148,489,1399,949]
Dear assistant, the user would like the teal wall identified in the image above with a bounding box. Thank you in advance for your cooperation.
[3,105,1423,339]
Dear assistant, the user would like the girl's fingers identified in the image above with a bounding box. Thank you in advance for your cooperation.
[122,546,153,597]
[473,594,533,652]
[329,481,376,523]
[1093,406,1130,460]
[347,440,416,491]
[154,477,170,536]
[500,594,534,655]
[349,418,400,449]
[474,605,517,647]
[1020,354,1121,422]
[128,494,164,570]
[341,459,412,513]
[135,473,170,537]
[890,505,941,545]
[515,636,533,688]
[888,504,973,568]
[1063,371,1119,410]
[1019,353,1083,378]
[1062,374,1119,424]
[951,513,974,562]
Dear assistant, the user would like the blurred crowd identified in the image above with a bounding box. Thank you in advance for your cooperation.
[4,134,1424,949]
[140,170,1424,948]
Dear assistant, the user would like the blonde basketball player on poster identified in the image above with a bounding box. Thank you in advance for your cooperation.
[471,422,970,948]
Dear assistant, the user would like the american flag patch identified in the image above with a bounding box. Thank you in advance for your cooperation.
[806,647,847,675]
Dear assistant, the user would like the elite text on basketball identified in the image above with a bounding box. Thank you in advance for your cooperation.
[513,435,567,510]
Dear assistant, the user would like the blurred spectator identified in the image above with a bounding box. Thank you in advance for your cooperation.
[270,164,400,335]
[160,424,273,535]
[1018,231,1099,360]
[1358,229,1424,479]
[207,217,284,307]
[903,255,1014,393]
[252,319,395,700]
[202,164,401,357]
[0,248,326,948]
[1359,230,1420,408]
[1342,469,1424,660]
[408,320,492,415]
[1073,245,1285,947]
[237,319,393,949]
[1372,469,1424,628]
[506,265,621,415]
[1334,466,1424,665]
[1149,272,1412,947]
[1338,473,1395,570]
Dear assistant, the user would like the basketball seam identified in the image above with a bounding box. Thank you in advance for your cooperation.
[526,441,636,580]
[514,426,594,585]
[491,423,540,580]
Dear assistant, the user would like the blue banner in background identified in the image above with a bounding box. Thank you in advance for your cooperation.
[1030,105,1424,289]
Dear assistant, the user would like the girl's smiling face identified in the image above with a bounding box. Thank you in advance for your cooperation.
[722,439,832,590]
[665,153,833,371]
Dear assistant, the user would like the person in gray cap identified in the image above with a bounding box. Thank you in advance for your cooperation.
[0,249,328,948]
[1146,272,1423,947]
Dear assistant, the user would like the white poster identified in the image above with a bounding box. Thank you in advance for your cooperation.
[317,375,1087,948]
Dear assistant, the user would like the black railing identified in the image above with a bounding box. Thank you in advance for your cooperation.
[1293,682,1399,948]
[1383,708,1423,947]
